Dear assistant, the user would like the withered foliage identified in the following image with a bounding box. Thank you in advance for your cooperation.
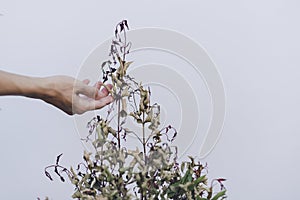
[45,20,227,200]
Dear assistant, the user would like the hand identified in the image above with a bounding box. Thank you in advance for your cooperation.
[42,76,113,115]
[0,71,112,115]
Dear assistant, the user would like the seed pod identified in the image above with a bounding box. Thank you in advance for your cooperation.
[120,98,127,117]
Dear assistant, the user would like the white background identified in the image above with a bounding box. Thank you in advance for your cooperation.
[1,0,300,199]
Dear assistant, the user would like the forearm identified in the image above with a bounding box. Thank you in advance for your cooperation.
[0,70,113,115]
[0,70,49,99]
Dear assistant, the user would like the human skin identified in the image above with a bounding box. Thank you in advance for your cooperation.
[0,70,113,115]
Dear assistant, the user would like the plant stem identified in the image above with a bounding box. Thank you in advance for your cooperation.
[141,112,146,200]
[123,30,127,61]
[100,146,103,166]
[117,96,121,150]
[142,112,146,164]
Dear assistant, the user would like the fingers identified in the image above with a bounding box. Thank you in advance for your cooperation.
[93,81,102,90]
[75,95,114,114]
[74,80,114,114]
[77,80,113,99]
[76,79,99,98]
[91,95,114,110]
[96,83,113,99]
[82,79,90,85]
[76,81,98,98]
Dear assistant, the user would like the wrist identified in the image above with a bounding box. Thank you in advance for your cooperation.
[23,77,55,100]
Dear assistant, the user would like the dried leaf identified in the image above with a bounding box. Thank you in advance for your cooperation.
[56,153,63,165]
[45,171,53,181]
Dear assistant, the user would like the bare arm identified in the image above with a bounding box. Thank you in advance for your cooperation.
[0,70,113,115]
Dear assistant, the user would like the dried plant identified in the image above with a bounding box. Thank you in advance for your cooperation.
[45,20,227,200]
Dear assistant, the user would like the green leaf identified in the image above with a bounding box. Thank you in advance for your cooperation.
[187,175,206,191]
[211,190,226,200]
[193,175,207,186]
[181,169,193,184]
